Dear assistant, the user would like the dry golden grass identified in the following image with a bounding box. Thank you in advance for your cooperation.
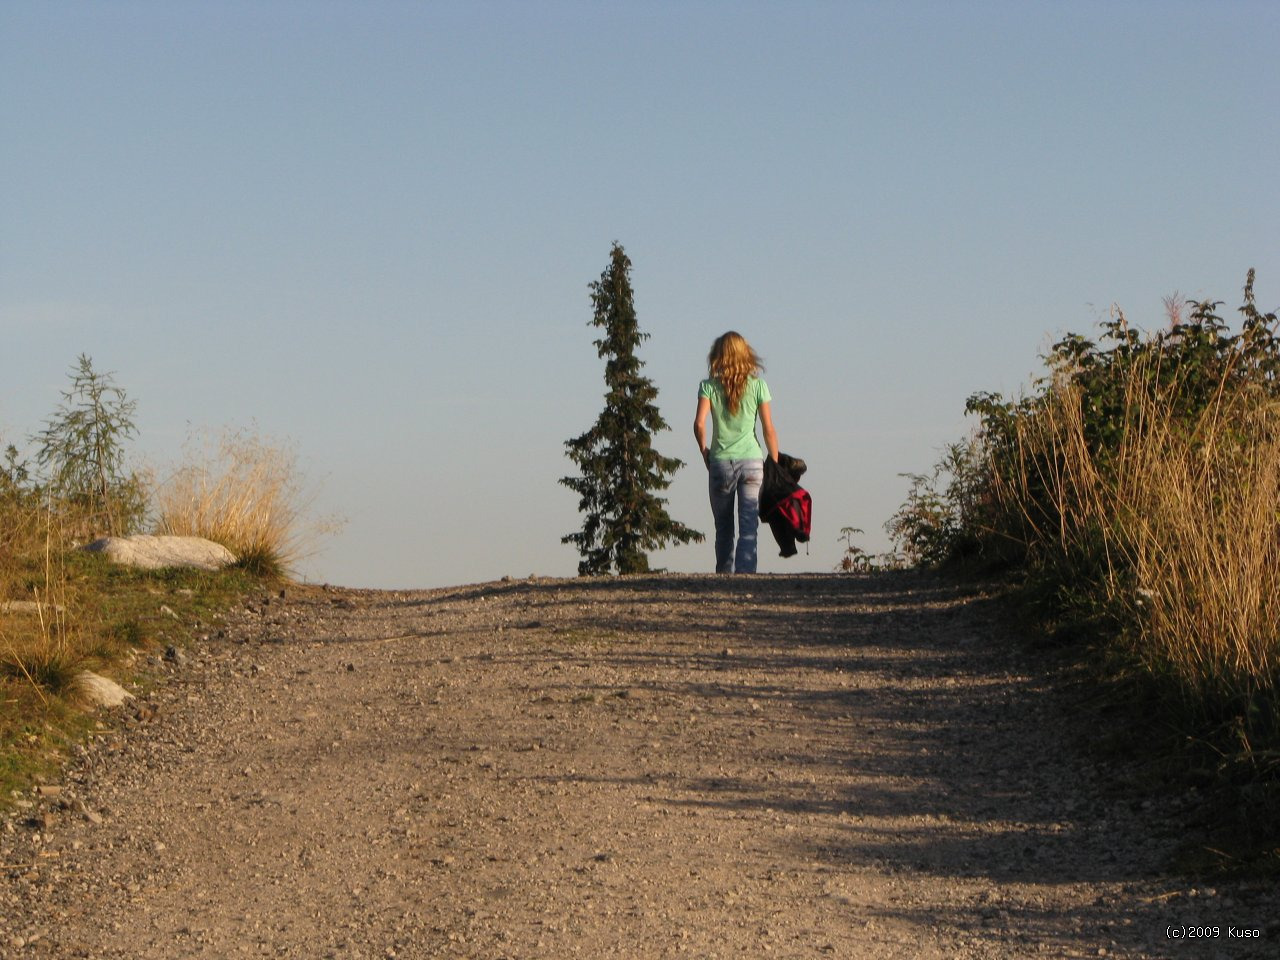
[152,429,325,578]
[2,507,76,697]
[1112,390,1280,697]
[992,356,1280,701]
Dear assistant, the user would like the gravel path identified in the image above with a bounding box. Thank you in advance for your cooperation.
[2,572,1276,959]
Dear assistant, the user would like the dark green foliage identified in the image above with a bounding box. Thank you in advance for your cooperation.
[561,243,703,575]
[233,545,286,580]
[34,354,146,535]
[885,440,993,569]
[1,440,38,557]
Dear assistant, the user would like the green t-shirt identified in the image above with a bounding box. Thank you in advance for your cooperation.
[699,376,771,460]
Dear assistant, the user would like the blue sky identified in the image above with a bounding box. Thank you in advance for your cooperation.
[3,1,1277,588]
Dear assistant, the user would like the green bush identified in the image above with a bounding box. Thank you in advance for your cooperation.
[885,439,995,569]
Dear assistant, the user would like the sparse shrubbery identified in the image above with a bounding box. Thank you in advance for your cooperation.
[891,271,1280,853]
[834,527,903,573]
[885,440,993,569]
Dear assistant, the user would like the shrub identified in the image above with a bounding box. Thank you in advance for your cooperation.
[1,441,39,589]
[885,439,995,568]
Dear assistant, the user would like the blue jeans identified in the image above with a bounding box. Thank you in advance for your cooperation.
[708,459,764,573]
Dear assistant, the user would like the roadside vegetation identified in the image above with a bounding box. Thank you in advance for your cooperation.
[886,271,1280,870]
[2,356,320,809]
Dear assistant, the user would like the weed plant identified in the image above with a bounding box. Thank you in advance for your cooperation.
[834,527,904,572]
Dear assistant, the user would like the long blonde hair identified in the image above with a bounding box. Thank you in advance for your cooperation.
[707,331,764,415]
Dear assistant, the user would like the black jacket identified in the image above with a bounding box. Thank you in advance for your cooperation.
[760,453,809,558]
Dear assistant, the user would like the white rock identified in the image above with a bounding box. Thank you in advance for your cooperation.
[81,535,236,571]
[74,671,135,708]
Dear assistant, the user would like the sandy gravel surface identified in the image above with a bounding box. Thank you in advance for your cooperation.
[2,572,1277,959]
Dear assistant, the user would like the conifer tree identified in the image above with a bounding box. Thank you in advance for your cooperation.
[561,243,703,575]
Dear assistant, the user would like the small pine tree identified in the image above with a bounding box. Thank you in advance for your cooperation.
[561,243,703,575]
[34,354,146,535]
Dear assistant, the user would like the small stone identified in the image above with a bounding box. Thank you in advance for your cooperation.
[73,672,134,708]
[82,807,104,826]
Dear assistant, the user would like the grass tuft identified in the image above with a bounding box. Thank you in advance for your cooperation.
[2,646,84,698]
[152,428,337,579]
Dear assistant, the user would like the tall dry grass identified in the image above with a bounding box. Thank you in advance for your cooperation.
[992,354,1280,707]
[152,429,335,578]
[1,504,87,704]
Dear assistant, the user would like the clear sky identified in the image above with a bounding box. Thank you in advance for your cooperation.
[3,1,1277,589]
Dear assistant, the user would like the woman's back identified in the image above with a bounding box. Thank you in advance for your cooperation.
[698,375,771,460]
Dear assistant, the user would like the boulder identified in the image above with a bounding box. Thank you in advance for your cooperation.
[81,535,236,571]
[73,671,134,708]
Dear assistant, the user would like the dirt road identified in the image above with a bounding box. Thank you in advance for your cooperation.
[2,573,1276,958]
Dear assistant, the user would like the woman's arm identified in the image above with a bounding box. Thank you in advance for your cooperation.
[694,396,712,469]
[759,401,779,462]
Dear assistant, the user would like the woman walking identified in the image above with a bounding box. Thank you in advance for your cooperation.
[693,331,779,574]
